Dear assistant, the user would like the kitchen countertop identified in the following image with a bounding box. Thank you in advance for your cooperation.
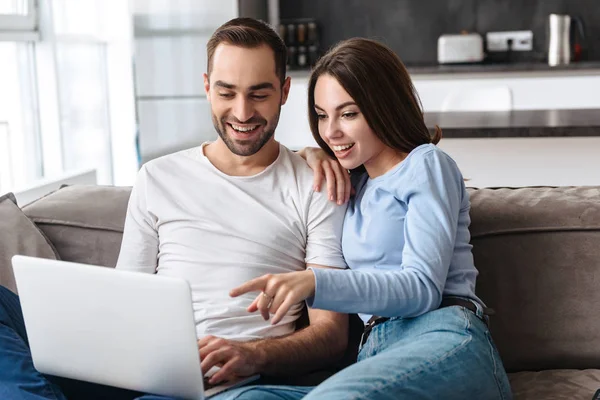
[408,61,600,75]
[425,109,600,138]
[288,61,600,79]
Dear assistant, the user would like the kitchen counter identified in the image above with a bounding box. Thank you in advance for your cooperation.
[288,61,600,78]
[408,61,600,75]
[426,109,600,138]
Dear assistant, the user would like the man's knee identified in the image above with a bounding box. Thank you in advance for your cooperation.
[221,385,310,400]
[0,284,18,303]
[0,284,21,324]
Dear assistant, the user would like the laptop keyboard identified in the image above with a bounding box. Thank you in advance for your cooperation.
[203,376,217,390]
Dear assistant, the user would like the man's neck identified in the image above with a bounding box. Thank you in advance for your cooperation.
[204,138,280,177]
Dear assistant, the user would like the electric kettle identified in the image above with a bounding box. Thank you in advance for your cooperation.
[547,14,586,66]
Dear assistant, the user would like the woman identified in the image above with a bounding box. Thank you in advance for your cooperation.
[231,38,512,399]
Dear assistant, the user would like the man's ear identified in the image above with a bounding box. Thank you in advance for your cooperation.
[281,76,291,105]
[203,73,211,101]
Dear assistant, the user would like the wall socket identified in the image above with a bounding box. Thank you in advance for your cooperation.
[486,30,533,52]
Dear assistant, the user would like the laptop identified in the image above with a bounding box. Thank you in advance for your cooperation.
[11,255,259,400]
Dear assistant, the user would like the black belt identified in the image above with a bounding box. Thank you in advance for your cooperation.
[360,297,492,346]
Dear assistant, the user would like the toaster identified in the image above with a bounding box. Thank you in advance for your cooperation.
[437,33,484,64]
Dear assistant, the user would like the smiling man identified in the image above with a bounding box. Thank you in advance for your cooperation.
[202,30,286,174]
[115,17,350,399]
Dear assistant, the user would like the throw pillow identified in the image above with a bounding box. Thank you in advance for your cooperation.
[0,192,60,294]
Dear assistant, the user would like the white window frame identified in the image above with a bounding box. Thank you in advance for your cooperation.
[0,0,39,41]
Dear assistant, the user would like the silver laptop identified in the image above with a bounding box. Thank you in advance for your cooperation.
[12,255,259,400]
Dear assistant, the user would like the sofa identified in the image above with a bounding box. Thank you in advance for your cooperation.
[2,184,600,399]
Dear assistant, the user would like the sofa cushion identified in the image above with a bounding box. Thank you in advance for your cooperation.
[23,185,131,268]
[468,187,600,372]
[0,192,59,293]
[508,369,600,400]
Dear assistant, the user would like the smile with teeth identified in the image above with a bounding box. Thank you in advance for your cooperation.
[332,143,355,152]
[230,123,260,132]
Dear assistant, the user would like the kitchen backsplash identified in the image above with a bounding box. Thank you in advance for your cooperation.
[279,0,599,65]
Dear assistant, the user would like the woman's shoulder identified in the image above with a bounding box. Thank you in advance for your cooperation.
[406,144,461,177]
[352,144,464,198]
[375,144,459,183]
[378,144,465,200]
[408,143,452,163]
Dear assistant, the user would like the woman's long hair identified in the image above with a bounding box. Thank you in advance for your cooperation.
[308,38,441,163]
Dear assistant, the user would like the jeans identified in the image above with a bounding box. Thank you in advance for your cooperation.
[224,299,513,400]
[302,301,513,400]
[193,299,513,400]
[0,285,302,400]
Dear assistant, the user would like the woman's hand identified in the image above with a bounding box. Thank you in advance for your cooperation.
[298,147,351,205]
[230,270,316,325]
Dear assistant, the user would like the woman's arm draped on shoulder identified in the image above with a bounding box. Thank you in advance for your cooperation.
[115,165,159,273]
[298,146,351,204]
[308,151,464,318]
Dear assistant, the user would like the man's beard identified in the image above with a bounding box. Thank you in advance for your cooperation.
[212,111,280,157]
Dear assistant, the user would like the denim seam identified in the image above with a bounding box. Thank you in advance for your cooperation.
[349,308,473,400]
[46,381,65,400]
[229,385,312,400]
[18,381,62,400]
[485,330,509,400]
[359,321,385,360]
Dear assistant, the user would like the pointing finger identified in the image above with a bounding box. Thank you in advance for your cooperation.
[230,276,268,297]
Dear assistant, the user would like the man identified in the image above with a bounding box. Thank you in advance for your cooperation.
[0,17,349,400]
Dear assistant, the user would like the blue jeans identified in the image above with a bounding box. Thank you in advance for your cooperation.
[224,300,513,400]
[0,285,299,400]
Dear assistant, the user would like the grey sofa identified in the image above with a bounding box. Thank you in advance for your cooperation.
[2,184,600,399]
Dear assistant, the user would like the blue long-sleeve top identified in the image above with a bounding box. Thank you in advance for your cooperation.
[308,144,482,322]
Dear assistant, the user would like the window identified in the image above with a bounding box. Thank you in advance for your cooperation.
[52,0,138,186]
[0,0,40,193]
[0,0,29,15]
[55,42,114,184]
[0,0,37,36]
[0,41,41,193]
[0,122,12,189]
[0,0,136,194]
[49,0,119,185]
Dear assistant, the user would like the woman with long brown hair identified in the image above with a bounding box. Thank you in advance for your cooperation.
[232,38,512,399]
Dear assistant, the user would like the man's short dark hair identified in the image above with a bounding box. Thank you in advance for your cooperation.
[207,18,287,85]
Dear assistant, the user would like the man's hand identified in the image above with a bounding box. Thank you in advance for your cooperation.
[298,147,351,205]
[230,270,316,325]
[198,336,265,384]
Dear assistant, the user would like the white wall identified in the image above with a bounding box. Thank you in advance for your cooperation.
[438,137,600,188]
[277,73,316,150]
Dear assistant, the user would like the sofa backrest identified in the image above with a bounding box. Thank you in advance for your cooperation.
[23,185,131,267]
[20,185,600,373]
[469,186,600,372]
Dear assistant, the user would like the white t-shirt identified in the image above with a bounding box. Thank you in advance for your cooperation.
[116,143,347,341]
